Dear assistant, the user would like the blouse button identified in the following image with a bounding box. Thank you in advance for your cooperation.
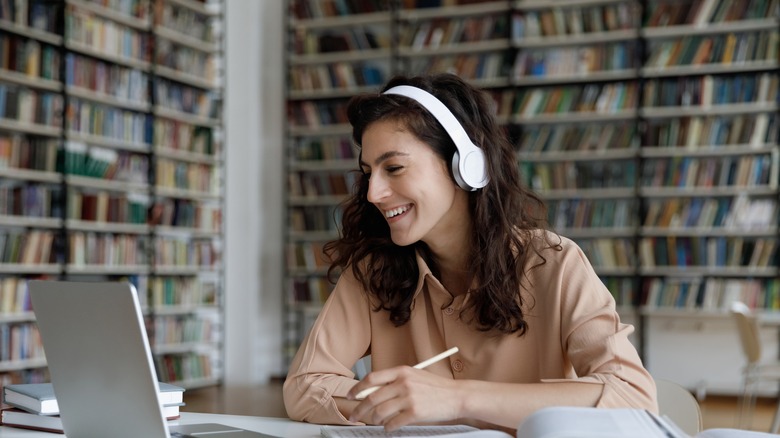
[444,306,455,315]
[452,359,464,372]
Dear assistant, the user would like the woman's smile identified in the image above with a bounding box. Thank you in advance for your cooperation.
[384,204,413,222]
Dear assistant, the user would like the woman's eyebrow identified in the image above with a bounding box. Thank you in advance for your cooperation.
[359,151,410,168]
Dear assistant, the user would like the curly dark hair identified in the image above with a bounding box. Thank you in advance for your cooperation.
[323,73,559,335]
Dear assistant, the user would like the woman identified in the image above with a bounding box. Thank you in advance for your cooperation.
[283,73,657,431]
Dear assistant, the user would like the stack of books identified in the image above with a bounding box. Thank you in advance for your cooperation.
[0,381,185,433]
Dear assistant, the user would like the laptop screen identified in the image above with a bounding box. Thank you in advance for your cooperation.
[29,280,171,438]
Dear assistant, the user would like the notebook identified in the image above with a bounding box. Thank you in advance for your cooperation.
[28,280,274,438]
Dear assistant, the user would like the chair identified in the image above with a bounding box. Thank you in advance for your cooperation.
[353,355,372,380]
[729,301,780,433]
[656,378,703,435]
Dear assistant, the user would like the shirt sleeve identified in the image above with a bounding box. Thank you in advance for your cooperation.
[283,269,373,424]
[540,238,658,412]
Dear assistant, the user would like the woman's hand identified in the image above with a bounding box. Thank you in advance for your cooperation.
[347,366,465,431]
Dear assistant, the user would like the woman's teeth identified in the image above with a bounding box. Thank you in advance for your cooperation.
[385,206,409,218]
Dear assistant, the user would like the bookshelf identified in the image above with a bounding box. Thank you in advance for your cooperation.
[285,0,391,365]
[0,0,225,390]
[510,0,643,336]
[638,0,780,396]
[396,1,513,88]
[283,0,780,392]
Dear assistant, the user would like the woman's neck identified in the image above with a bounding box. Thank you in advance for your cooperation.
[429,242,473,297]
[424,194,474,296]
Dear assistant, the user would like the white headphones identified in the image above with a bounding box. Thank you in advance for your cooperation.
[382,85,489,191]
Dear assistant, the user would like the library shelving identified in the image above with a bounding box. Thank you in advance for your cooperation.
[510,0,644,328]
[396,1,513,88]
[285,0,391,366]
[283,0,780,394]
[149,0,224,389]
[639,0,779,307]
[0,0,225,390]
[638,0,779,396]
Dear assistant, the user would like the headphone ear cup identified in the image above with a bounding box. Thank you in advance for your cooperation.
[452,148,488,191]
[451,152,467,191]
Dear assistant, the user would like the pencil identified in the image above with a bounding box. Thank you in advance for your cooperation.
[354,347,459,400]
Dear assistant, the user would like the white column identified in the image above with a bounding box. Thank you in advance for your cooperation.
[224,0,285,384]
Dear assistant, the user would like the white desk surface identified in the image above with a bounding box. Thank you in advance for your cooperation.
[0,412,322,438]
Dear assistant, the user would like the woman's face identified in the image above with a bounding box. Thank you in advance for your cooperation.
[360,119,470,248]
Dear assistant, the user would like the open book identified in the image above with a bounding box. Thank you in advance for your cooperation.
[514,407,774,438]
[320,407,775,438]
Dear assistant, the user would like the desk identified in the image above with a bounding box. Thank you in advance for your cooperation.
[0,412,321,438]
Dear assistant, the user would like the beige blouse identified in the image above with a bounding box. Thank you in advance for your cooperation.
[283,233,658,424]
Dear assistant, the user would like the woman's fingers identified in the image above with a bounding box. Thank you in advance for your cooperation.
[348,366,460,429]
[354,385,381,400]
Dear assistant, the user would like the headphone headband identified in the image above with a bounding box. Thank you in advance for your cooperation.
[383,85,489,191]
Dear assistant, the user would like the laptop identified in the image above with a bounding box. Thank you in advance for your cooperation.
[28,280,274,438]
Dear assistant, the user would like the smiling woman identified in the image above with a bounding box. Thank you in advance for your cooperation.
[282,73,658,432]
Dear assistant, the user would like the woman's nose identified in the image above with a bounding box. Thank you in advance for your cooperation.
[367,174,390,203]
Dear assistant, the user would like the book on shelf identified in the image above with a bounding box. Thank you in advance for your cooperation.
[0,277,31,313]
[643,276,779,311]
[320,407,773,438]
[2,381,184,416]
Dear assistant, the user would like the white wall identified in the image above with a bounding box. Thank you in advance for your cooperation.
[645,314,778,398]
[224,0,285,383]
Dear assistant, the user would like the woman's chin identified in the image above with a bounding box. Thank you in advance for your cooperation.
[389,233,417,247]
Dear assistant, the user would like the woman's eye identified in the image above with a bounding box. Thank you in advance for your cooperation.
[386,166,402,173]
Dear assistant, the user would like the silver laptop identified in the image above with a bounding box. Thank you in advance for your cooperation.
[29,280,273,438]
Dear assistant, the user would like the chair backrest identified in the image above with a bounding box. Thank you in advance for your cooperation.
[656,378,703,435]
[729,301,762,364]
[353,355,371,380]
